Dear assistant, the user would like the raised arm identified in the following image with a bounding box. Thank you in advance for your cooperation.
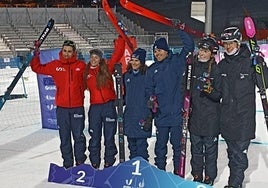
[108,35,126,73]
[30,55,54,76]
[178,29,195,57]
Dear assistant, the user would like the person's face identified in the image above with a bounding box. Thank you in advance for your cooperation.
[62,46,75,59]
[198,48,212,62]
[90,54,101,67]
[222,41,239,54]
[154,48,168,62]
[129,57,141,70]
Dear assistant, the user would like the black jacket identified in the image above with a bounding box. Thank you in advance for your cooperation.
[218,44,256,141]
[188,56,221,136]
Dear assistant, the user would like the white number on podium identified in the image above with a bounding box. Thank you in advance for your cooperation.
[132,160,142,176]
[76,170,86,183]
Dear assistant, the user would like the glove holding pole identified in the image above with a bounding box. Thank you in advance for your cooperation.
[171,18,185,31]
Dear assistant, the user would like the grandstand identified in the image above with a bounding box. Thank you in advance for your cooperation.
[0,7,153,60]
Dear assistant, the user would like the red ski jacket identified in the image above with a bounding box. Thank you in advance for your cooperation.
[30,51,86,108]
[86,36,125,104]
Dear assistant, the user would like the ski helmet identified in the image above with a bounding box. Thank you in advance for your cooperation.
[220,26,242,44]
[197,37,219,54]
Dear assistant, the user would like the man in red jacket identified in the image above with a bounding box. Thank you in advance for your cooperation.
[31,40,87,169]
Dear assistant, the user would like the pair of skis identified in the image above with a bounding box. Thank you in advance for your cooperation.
[179,53,193,177]
[244,16,268,130]
[0,18,54,111]
[102,0,134,51]
[102,0,133,163]
[113,63,125,163]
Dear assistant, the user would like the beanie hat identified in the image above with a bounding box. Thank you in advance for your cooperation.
[131,48,146,64]
[153,37,169,52]
[89,49,103,58]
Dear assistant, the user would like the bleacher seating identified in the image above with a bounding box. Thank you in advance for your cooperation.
[0,38,13,58]
[0,7,153,58]
[73,22,117,49]
[54,23,92,50]
[0,22,65,56]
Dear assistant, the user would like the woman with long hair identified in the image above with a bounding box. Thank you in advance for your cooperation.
[84,36,125,169]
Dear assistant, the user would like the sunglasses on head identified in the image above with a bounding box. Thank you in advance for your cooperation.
[63,40,76,49]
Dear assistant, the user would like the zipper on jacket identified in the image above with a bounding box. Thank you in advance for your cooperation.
[69,63,72,107]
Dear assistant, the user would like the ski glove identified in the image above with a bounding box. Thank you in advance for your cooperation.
[200,82,222,102]
[147,95,158,113]
[33,40,40,56]
[201,81,213,94]
[139,115,153,132]
[171,18,185,30]
[197,76,222,102]
[198,76,213,94]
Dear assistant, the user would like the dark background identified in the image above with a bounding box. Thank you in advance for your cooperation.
[1,0,267,43]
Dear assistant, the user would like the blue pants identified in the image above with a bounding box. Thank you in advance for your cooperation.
[56,106,87,168]
[127,137,149,161]
[190,134,219,180]
[225,139,250,187]
[88,101,117,167]
[154,126,182,171]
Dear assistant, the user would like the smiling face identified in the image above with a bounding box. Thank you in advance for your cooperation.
[129,57,141,70]
[90,54,101,67]
[198,48,212,62]
[153,48,168,62]
[62,46,75,59]
[222,41,239,55]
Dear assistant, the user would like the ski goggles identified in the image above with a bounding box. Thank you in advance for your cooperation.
[63,40,76,50]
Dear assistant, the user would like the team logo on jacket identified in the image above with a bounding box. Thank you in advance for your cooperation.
[154,69,158,74]
[74,113,84,118]
[75,68,81,71]
[126,78,130,83]
[56,67,66,72]
[105,117,116,122]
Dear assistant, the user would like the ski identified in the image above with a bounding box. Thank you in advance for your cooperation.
[119,0,204,38]
[0,18,55,110]
[102,0,134,50]
[178,52,193,178]
[114,63,125,163]
[244,15,268,130]
[102,0,137,73]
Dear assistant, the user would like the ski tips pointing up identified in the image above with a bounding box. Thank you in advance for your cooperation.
[244,16,256,38]
[48,18,55,26]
